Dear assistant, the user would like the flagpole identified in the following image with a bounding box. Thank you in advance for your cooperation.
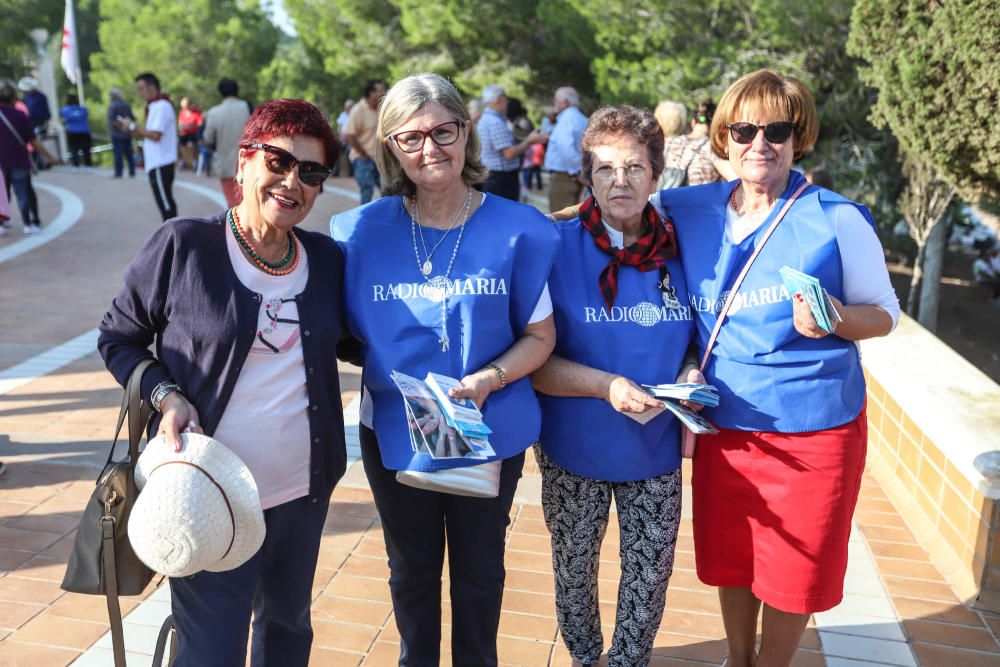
[76,67,84,106]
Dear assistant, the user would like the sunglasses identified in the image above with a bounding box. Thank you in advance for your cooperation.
[243,143,331,187]
[389,120,464,153]
[726,121,795,145]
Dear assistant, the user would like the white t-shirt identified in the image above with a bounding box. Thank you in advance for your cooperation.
[214,223,311,509]
[143,99,178,172]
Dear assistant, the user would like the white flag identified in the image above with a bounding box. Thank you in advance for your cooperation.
[60,0,80,85]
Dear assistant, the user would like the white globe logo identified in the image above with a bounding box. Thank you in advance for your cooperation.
[419,276,451,303]
[629,301,662,327]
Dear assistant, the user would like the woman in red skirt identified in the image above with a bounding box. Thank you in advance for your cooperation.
[655,70,899,666]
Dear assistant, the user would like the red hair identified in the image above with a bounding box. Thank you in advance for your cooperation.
[239,98,340,167]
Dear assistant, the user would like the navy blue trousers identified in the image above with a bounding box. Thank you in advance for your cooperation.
[360,426,524,667]
[479,169,521,202]
[111,136,135,177]
[168,493,330,667]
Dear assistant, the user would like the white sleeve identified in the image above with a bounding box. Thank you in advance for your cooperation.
[146,102,170,137]
[833,203,901,331]
[528,283,553,324]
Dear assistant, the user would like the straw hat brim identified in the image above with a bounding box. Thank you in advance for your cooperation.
[135,433,265,573]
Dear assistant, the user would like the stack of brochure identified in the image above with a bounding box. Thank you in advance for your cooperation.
[424,372,493,439]
[623,382,720,434]
[390,371,496,461]
[778,266,843,334]
[641,383,720,408]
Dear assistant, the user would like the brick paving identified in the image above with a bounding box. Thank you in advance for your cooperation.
[1,168,999,665]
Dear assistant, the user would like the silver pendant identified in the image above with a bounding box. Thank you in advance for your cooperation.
[421,260,433,277]
[423,275,450,303]
[440,335,449,352]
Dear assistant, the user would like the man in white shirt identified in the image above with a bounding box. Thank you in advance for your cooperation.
[120,72,178,221]
[543,86,589,212]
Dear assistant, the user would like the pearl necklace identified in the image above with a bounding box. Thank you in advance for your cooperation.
[411,189,472,277]
[409,191,475,351]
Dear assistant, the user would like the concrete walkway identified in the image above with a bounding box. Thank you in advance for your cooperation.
[1,168,998,666]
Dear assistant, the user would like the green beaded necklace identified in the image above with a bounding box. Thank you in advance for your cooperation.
[228,209,295,270]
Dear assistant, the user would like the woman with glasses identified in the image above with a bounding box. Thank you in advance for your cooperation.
[655,70,899,667]
[531,105,697,667]
[331,73,558,666]
[98,99,347,667]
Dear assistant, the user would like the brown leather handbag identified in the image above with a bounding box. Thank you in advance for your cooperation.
[61,359,156,666]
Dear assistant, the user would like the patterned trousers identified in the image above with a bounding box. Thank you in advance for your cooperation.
[535,445,682,666]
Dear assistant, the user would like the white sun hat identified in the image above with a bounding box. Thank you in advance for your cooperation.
[17,77,39,92]
[130,433,266,578]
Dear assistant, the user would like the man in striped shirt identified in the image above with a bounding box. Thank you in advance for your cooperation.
[476,84,547,202]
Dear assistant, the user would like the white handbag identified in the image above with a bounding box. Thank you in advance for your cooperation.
[395,460,501,498]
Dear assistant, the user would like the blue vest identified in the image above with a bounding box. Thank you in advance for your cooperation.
[658,171,873,432]
[332,194,558,471]
[539,218,693,481]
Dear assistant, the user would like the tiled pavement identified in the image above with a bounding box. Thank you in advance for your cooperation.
[1,170,1000,665]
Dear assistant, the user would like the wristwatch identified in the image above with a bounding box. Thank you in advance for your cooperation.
[150,381,182,412]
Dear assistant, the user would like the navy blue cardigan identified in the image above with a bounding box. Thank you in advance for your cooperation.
[98,213,348,503]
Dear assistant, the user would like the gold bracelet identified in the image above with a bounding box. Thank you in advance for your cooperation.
[485,362,507,389]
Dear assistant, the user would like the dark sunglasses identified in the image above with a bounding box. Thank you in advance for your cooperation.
[726,121,796,145]
[243,143,331,187]
[389,120,465,153]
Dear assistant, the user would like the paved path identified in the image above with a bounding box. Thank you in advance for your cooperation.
[0,169,998,666]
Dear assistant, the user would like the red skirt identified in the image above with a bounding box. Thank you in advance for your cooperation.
[692,407,867,614]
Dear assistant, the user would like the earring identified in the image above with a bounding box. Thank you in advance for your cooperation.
[238,176,243,184]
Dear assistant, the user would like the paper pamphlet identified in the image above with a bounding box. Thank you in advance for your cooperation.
[778,266,843,334]
[390,370,496,461]
[424,372,493,437]
[624,382,720,434]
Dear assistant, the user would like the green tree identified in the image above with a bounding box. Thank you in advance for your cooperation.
[89,0,279,112]
[283,0,595,115]
[283,0,400,105]
[0,0,63,80]
[849,0,1000,202]
[848,0,1000,330]
[257,35,345,116]
[562,0,901,226]
[1,0,99,96]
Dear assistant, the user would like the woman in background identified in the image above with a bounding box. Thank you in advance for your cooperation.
[60,94,92,168]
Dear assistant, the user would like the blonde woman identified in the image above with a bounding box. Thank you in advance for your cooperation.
[331,73,558,666]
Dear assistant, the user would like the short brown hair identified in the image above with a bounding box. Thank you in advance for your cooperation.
[375,73,487,197]
[710,69,818,162]
[581,105,665,184]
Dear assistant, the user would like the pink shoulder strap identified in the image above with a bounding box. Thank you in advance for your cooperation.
[698,181,811,371]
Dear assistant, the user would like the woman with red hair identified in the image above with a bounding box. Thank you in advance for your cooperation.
[98,99,347,666]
